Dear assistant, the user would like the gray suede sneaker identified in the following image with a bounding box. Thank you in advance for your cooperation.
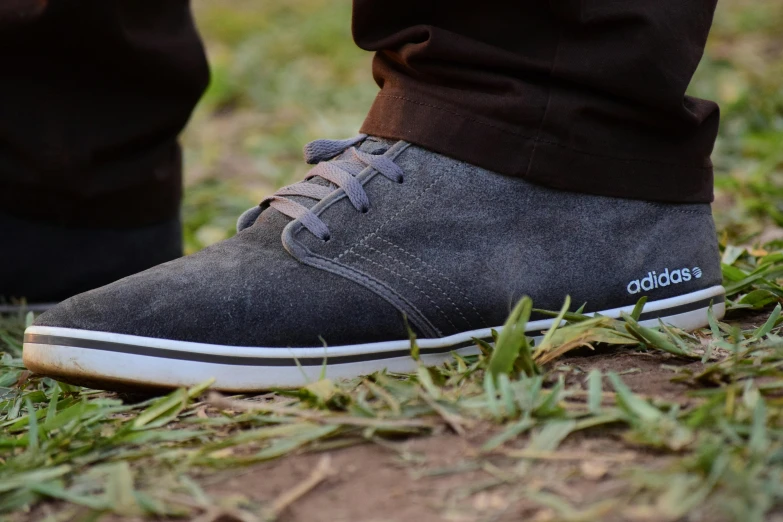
[23,136,725,391]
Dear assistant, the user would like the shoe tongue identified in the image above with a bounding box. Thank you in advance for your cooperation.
[253,136,397,229]
[357,135,396,155]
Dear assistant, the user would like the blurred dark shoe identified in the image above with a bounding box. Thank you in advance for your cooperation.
[0,212,182,313]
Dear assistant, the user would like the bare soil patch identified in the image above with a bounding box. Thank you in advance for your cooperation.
[173,350,678,522]
[178,350,691,522]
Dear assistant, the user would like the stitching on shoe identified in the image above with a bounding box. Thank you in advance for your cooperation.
[300,251,443,338]
[373,235,490,328]
[282,141,445,338]
[363,243,474,330]
[345,248,460,332]
[335,163,454,262]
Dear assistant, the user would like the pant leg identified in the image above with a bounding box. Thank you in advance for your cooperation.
[0,0,209,227]
[354,0,719,203]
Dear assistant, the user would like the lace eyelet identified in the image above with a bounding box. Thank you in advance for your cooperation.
[360,206,370,214]
[322,234,331,242]
[396,176,404,184]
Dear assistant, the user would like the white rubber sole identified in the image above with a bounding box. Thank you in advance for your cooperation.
[23,286,726,392]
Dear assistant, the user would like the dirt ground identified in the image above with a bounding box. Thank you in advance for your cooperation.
[50,348,697,522]
[186,351,676,522]
[217,352,691,522]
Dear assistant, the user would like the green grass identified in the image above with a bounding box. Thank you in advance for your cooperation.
[690,0,783,243]
[2,0,783,519]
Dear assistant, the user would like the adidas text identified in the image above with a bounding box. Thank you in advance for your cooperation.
[627,267,702,295]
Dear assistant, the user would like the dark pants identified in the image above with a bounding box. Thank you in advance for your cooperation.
[0,0,718,228]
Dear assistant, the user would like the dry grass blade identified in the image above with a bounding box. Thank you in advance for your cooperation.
[207,392,436,430]
[191,508,261,522]
[495,448,637,462]
[269,455,335,518]
[535,317,636,366]
[417,385,468,436]
[533,295,572,357]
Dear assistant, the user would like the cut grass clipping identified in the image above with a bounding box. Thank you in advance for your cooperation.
[2,242,783,521]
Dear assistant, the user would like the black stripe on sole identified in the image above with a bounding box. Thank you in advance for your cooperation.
[24,333,465,367]
[24,294,724,367]
[636,295,723,322]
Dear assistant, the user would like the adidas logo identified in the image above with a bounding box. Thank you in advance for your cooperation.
[627,266,702,295]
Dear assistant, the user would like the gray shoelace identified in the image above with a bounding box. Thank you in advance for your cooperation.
[237,134,404,240]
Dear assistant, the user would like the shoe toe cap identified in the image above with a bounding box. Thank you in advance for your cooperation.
[34,234,408,348]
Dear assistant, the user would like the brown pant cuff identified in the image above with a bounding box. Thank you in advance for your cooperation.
[361,92,713,204]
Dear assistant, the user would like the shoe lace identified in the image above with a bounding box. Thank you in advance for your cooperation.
[237,134,404,240]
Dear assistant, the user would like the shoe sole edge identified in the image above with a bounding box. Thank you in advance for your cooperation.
[23,285,726,392]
